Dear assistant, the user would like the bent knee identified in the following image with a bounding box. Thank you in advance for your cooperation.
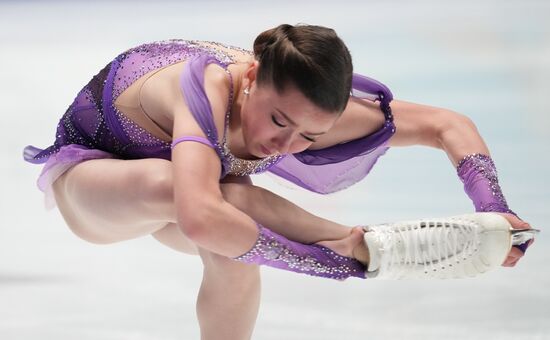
[138,159,173,204]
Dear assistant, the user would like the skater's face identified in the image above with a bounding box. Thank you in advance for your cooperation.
[240,62,339,158]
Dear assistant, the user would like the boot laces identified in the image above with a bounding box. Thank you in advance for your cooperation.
[375,220,480,275]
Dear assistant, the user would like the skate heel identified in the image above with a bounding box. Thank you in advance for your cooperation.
[510,228,540,246]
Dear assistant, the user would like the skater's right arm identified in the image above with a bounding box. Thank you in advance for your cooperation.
[171,65,260,258]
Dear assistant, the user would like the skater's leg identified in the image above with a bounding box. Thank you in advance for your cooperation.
[218,179,366,260]
[52,159,262,338]
[51,158,364,337]
[52,158,178,244]
[196,247,261,340]
[52,158,366,260]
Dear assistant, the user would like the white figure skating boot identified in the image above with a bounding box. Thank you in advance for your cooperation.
[363,212,539,279]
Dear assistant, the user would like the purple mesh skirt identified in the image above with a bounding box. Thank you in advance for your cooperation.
[24,144,117,209]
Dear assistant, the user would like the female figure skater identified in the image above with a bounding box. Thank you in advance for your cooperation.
[24,24,534,339]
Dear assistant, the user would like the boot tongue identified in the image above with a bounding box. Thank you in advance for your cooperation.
[364,231,382,272]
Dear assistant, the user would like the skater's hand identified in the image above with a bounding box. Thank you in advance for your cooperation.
[496,213,534,267]
[316,227,368,264]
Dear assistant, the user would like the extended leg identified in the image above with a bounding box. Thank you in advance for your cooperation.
[213,180,366,261]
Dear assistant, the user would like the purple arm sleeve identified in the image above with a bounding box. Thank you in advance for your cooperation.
[234,223,366,280]
[457,154,515,214]
[457,153,531,253]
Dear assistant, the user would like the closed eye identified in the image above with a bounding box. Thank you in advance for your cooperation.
[302,135,316,143]
[272,115,316,142]
[271,115,286,127]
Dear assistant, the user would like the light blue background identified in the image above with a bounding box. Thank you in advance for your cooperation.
[1,1,549,339]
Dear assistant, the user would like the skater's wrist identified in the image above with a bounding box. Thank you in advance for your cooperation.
[456,154,534,255]
[456,153,513,214]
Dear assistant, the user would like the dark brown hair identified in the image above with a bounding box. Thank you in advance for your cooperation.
[253,23,353,113]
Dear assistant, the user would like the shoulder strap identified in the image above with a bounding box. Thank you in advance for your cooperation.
[179,54,231,148]
[171,136,214,150]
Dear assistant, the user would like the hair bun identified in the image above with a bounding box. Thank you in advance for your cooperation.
[252,23,353,113]
[253,24,293,60]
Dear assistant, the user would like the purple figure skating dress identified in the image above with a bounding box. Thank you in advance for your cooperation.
[23,40,396,209]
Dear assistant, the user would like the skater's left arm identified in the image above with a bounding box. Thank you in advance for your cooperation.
[386,99,533,267]
[387,99,487,165]
[313,97,485,163]
[313,97,533,266]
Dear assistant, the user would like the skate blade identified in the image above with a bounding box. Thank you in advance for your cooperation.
[510,228,540,246]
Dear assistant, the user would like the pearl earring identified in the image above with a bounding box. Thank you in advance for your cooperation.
[243,87,250,95]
